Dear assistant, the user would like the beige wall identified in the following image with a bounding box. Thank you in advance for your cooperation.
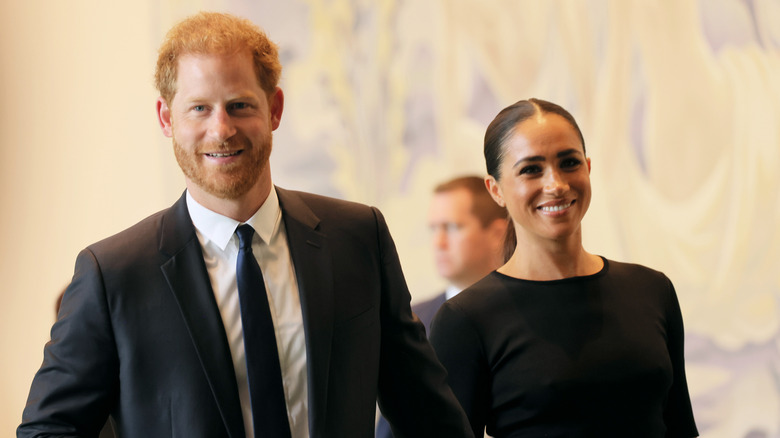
[0,1,182,433]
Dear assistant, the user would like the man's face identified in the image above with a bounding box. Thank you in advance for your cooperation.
[428,188,503,289]
[157,51,283,201]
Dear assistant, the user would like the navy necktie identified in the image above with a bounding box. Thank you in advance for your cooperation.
[235,224,291,438]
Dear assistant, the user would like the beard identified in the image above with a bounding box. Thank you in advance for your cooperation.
[173,132,272,200]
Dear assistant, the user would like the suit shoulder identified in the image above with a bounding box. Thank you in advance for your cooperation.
[413,293,446,314]
[86,207,169,259]
[276,188,385,233]
[412,293,447,329]
[280,188,374,215]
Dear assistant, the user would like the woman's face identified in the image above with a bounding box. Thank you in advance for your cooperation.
[486,112,591,245]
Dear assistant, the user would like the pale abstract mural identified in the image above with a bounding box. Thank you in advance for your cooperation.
[210,0,779,435]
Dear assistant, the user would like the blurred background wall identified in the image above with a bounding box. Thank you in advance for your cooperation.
[2,0,778,436]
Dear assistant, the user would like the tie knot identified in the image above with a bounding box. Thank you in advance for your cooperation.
[236,224,255,250]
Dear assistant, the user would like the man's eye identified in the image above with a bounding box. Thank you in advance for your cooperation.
[231,102,249,110]
[193,105,205,112]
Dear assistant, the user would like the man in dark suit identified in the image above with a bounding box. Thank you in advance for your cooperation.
[376,176,507,438]
[18,12,472,438]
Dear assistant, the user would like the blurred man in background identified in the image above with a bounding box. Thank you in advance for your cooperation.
[376,175,507,438]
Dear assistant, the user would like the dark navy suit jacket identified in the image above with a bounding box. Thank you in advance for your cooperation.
[19,189,472,438]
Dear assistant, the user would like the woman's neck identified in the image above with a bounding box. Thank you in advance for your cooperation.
[499,232,603,281]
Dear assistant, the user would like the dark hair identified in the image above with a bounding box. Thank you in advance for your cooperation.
[433,176,507,228]
[484,98,585,180]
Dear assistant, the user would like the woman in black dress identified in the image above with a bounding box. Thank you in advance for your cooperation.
[429,98,698,438]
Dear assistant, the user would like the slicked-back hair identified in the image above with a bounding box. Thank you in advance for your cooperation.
[484,98,586,180]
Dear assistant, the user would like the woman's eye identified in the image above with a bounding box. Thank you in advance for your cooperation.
[561,158,582,168]
[519,165,541,175]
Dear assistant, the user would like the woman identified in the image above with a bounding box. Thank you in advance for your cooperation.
[429,99,698,437]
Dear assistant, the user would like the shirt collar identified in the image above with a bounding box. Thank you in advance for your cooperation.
[186,187,282,250]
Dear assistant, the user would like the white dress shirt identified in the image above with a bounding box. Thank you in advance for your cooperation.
[186,189,309,438]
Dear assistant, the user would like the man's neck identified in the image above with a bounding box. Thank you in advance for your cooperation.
[186,177,273,223]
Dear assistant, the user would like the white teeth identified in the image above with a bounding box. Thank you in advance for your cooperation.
[540,202,572,212]
[207,151,240,158]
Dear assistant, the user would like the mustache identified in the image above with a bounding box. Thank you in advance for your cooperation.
[198,137,245,152]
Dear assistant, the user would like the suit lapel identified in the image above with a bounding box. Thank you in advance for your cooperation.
[277,187,334,434]
[158,193,245,438]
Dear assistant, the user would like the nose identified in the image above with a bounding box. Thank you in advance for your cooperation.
[543,169,569,194]
[432,227,448,249]
[208,108,236,142]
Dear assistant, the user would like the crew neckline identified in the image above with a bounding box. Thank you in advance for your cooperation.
[492,256,609,285]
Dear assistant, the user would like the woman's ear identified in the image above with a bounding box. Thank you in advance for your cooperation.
[485,175,505,207]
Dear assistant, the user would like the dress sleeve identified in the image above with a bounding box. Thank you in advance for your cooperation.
[662,278,699,437]
[430,300,491,438]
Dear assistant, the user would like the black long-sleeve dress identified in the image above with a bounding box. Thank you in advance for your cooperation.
[430,258,698,438]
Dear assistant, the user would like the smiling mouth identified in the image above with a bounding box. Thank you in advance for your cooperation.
[539,201,573,212]
[205,151,242,158]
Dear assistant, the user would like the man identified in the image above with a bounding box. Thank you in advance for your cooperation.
[19,12,472,438]
[376,175,508,438]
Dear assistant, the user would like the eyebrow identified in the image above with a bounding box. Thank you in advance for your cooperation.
[229,94,261,103]
[183,93,260,105]
[511,148,582,168]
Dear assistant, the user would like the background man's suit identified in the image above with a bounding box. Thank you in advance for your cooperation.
[19,188,471,438]
[407,294,447,334]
